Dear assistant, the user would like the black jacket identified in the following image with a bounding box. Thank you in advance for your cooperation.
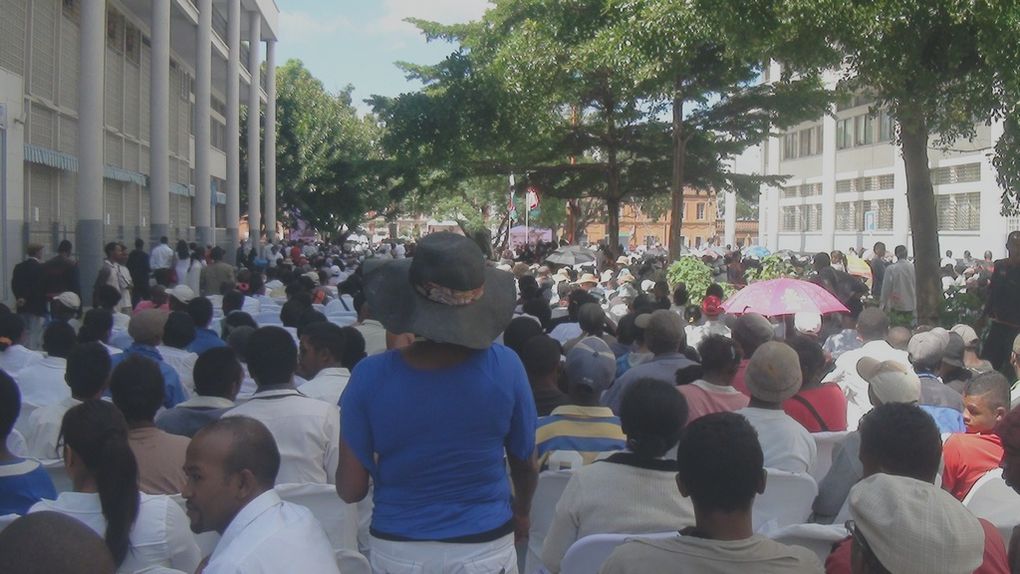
[11,258,47,315]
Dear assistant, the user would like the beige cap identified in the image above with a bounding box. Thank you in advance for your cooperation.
[54,291,81,310]
[168,284,195,304]
[856,357,921,405]
[128,309,168,343]
[849,474,984,574]
[744,341,802,402]
[951,324,979,347]
[574,273,598,286]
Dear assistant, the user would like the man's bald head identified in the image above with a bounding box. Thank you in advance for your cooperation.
[193,416,280,489]
[887,326,912,351]
[0,512,115,574]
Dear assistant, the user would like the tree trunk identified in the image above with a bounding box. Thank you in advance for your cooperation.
[566,199,579,244]
[606,196,621,256]
[668,79,687,260]
[900,116,942,325]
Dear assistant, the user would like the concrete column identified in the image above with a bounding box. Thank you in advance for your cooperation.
[892,137,910,248]
[225,0,241,263]
[820,111,837,252]
[79,0,105,306]
[246,11,261,247]
[194,0,213,247]
[724,191,736,247]
[764,135,782,250]
[264,40,277,242]
[149,0,171,246]
[984,118,1007,258]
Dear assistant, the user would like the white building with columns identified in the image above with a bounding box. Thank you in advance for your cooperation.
[0,0,279,303]
[755,64,1011,259]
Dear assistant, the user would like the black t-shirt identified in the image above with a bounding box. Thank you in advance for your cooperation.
[987,259,1020,326]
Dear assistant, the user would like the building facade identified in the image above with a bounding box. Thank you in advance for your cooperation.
[757,63,1010,259]
[584,189,739,249]
[0,0,280,303]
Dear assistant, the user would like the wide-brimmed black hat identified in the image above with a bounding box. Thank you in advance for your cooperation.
[364,232,515,349]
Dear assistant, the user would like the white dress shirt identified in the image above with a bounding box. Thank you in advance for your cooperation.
[825,339,910,431]
[353,320,387,356]
[29,491,201,574]
[24,396,82,460]
[150,243,175,270]
[204,489,340,574]
[324,296,355,315]
[223,389,341,484]
[157,345,198,395]
[685,319,732,352]
[735,407,817,474]
[0,345,42,377]
[14,356,70,408]
[299,367,351,406]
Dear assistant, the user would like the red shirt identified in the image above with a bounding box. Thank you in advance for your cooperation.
[942,433,1005,501]
[731,359,751,396]
[783,383,849,432]
[826,518,1008,574]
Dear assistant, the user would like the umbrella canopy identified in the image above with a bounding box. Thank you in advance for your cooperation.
[743,245,771,260]
[845,254,873,288]
[545,245,597,267]
[721,278,849,317]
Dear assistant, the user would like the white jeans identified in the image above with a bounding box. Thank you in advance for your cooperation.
[369,533,518,574]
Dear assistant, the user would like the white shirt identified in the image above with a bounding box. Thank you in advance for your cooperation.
[241,296,261,316]
[24,396,82,460]
[826,339,910,431]
[157,345,198,395]
[223,389,341,484]
[14,356,70,408]
[735,407,816,474]
[204,489,340,574]
[150,243,175,270]
[685,319,732,352]
[0,344,42,378]
[550,322,583,344]
[102,342,124,357]
[298,367,351,406]
[324,295,355,315]
[353,320,387,356]
[29,492,201,574]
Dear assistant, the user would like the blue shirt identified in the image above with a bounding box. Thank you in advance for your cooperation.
[341,344,537,540]
[187,328,227,355]
[920,405,967,434]
[602,353,697,413]
[0,458,57,515]
[111,344,188,408]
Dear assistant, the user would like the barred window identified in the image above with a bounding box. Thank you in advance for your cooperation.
[781,206,798,232]
[125,23,141,66]
[836,202,861,231]
[931,163,981,186]
[835,174,895,194]
[937,193,981,231]
[835,199,894,231]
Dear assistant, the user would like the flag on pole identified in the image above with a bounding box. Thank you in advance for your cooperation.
[508,174,518,221]
[526,187,540,210]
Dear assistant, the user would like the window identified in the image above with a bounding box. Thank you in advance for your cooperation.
[937,193,981,231]
[782,132,799,160]
[878,110,894,142]
[931,163,981,186]
[125,23,140,66]
[781,206,798,232]
[836,118,853,149]
[696,203,706,220]
[799,128,812,157]
[106,9,123,53]
[854,114,875,146]
[835,174,895,194]
[835,199,894,231]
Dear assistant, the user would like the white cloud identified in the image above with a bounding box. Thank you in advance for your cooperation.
[374,0,491,35]
[280,10,353,42]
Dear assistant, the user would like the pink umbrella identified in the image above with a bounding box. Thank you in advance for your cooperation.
[721,278,849,317]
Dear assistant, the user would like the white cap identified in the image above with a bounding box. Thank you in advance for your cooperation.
[54,291,81,310]
[168,284,195,303]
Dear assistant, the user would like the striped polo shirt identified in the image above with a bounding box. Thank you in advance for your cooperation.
[536,404,626,469]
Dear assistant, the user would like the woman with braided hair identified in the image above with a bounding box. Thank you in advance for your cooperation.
[28,400,199,573]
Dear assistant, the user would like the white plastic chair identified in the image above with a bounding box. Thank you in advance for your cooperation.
[752,469,818,532]
[963,468,1020,546]
[524,470,575,574]
[559,531,679,574]
[43,460,73,494]
[809,431,851,482]
[0,514,19,533]
[768,523,848,562]
[275,483,369,574]
[168,494,220,557]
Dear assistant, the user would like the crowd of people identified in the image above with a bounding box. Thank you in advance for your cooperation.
[0,229,1020,574]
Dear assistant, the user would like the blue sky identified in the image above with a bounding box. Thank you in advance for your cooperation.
[276,0,491,114]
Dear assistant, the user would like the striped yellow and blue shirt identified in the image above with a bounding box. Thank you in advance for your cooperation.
[536,405,626,469]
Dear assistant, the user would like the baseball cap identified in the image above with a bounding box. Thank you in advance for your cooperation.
[908,330,950,365]
[732,313,774,346]
[794,312,821,336]
[744,341,803,403]
[128,309,168,343]
[950,324,979,348]
[635,309,685,352]
[168,284,195,304]
[701,295,723,317]
[55,291,81,310]
[565,336,617,393]
[942,332,966,368]
[856,357,921,404]
[849,474,984,574]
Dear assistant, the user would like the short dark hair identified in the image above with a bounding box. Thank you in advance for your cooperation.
[302,322,345,362]
[894,245,908,258]
[58,239,73,254]
[965,371,1011,410]
[246,327,296,386]
[160,236,169,244]
[222,311,257,340]
[280,296,310,328]
[103,242,120,257]
[109,355,165,423]
[227,326,255,359]
[859,403,941,483]
[296,310,327,336]
[196,416,280,489]
[672,283,689,307]
[187,297,214,328]
[620,379,688,459]
[222,290,245,314]
[503,317,544,358]
[43,322,77,358]
[162,312,196,349]
[705,283,724,299]
[698,335,742,373]
[518,275,539,300]
[134,238,144,249]
[78,309,114,344]
[520,335,561,378]
[521,298,552,331]
[786,335,827,384]
[677,412,763,512]
[210,246,225,261]
[0,314,25,351]
[813,252,831,268]
[194,347,242,398]
[66,343,112,399]
[0,370,20,439]
[94,285,122,310]
[338,327,366,370]
[0,511,117,574]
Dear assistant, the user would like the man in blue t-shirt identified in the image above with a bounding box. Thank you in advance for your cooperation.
[0,370,56,515]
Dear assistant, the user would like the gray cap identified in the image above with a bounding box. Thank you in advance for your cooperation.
[909,330,950,367]
[733,313,774,347]
[565,336,618,392]
[942,332,966,368]
[636,309,685,354]
[950,324,979,348]
[744,341,803,402]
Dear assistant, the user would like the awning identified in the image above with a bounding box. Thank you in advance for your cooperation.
[25,144,149,187]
